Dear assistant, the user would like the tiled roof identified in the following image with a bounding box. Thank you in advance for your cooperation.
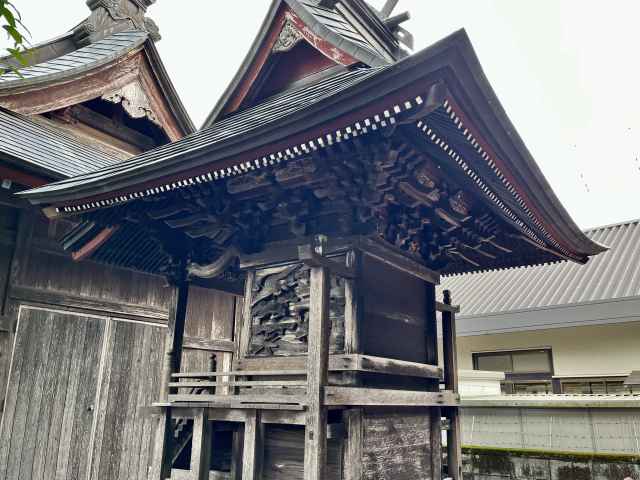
[0,107,119,178]
[442,219,640,316]
[0,31,147,89]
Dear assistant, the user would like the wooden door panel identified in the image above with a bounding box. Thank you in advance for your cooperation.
[0,307,104,480]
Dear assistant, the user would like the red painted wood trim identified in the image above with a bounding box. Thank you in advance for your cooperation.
[222,5,289,116]
[72,225,118,261]
[285,9,358,66]
[222,6,358,117]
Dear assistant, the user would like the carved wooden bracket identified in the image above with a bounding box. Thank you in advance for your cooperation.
[272,20,305,53]
[102,81,161,126]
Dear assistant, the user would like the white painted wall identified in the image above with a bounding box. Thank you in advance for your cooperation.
[456,320,640,377]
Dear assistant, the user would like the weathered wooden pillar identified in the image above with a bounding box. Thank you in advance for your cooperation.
[304,238,331,480]
[190,409,212,480]
[344,249,363,480]
[242,409,264,480]
[442,289,462,480]
[151,280,190,479]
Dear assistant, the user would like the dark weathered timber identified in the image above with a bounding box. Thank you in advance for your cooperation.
[442,290,462,480]
[304,265,331,480]
[355,237,440,285]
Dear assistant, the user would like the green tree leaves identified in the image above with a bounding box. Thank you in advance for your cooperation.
[1,0,31,75]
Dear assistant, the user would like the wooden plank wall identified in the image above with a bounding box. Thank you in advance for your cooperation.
[262,425,342,480]
[361,408,433,480]
[89,319,165,480]
[181,285,237,373]
[0,306,166,480]
[0,308,105,480]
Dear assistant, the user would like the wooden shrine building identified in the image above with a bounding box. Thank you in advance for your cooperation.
[0,1,199,479]
[15,1,605,479]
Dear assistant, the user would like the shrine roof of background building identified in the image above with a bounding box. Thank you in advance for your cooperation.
[0,106,119,179]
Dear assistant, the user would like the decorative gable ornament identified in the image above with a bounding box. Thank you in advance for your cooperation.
[272,20,305,53]
[75,0,160,46]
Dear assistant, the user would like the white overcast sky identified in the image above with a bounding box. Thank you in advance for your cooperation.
[4,1,640,230]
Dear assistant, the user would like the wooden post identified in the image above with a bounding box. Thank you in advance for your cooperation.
[344,249,361,386]
[304,236,331,480]
[442,289,462,480]
[190,409,212,480]
[344,408,363,480]
[242,409,263,480]
[151,280,190,479]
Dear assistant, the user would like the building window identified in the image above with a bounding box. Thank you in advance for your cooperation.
[560,377,632,394]
[473,348,554,394]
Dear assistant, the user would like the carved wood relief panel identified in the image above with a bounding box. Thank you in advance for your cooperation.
[248,260,345,357]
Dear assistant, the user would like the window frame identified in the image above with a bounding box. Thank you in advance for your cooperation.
[472,348,555,394]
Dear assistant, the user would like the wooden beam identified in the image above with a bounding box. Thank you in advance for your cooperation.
[66,104,157,150]
[234,354,440,378]
[304,264,331,480]
[356,354,441,379]
[298,245,356,279]
[167,393,307,406]
[436,300,460,313]
[190,409,212,480]
[171,370,307,378]
[9,285,169,323]
[169,380,307,388]
[442,289,462,480]
[324,387,459,407]
[355,236,440,285]
[182,336,235,353]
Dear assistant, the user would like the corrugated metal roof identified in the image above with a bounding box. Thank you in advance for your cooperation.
[442,219,640,316]
[0,107,120,178]
[0,31,147,89]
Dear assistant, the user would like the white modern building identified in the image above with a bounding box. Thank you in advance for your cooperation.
[442,219,640,394]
